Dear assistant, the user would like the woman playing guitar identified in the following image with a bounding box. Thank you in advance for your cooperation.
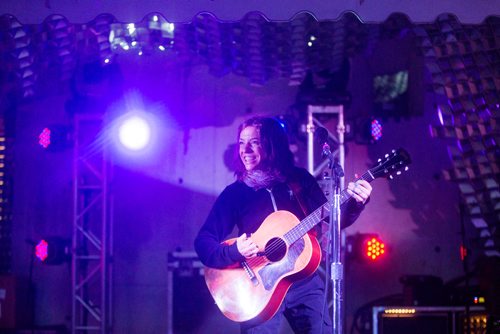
[194,116,372,334]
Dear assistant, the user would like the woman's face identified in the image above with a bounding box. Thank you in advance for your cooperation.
[239,125,265,171]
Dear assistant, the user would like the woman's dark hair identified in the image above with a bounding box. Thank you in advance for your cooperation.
[235,116,295,178]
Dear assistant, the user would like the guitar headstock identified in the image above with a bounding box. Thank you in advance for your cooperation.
[369,148,411,180]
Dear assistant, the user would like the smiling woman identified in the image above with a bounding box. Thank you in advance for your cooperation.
[194,116,372,333]
[238,126,264,171]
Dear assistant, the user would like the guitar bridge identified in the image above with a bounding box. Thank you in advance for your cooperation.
[241,261,259,286]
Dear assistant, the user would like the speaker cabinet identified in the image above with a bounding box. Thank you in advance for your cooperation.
[0,275,32,330]
[372,306,487,334]
[167,251,239,334]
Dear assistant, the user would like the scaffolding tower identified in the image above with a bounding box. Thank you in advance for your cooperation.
[72,114,113,334]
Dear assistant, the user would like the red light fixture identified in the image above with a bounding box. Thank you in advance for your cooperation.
[346,233,387,263]
[364,236,385,261]
[35,239,49,261]
[34,237,71,265]
[38,125,72,151]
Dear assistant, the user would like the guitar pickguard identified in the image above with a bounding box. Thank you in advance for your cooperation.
[258,237,305,290]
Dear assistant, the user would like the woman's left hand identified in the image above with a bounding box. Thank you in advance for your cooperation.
[347,179,372,204]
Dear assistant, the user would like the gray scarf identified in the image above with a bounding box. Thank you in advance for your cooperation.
[241,169,286,190]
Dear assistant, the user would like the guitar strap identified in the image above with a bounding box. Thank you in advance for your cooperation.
[286,179,321,239]
[287,178,331,245]
[286,179,309,216]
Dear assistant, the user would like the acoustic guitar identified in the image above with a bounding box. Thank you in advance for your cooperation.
[204,148,411,325]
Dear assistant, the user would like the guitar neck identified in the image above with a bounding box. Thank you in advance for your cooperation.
[284,170,375,245]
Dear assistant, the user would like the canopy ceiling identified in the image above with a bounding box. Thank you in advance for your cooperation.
[0,0,499,24]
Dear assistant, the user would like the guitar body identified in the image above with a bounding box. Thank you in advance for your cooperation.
[204,210,321,325]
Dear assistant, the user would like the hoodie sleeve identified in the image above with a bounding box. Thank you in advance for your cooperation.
[194,185,245,269]
[340,197,368,229]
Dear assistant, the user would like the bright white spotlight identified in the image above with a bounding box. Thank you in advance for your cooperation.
[118,116,151,151]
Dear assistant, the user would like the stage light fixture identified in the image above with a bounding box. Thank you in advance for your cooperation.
[146,13,175,53]
[355,117,383,144]
[371,119,383,141]
[38,125,72,151]
[35,237,71,265]
[364,236,386,261]
[117,115,151,151]
[346,233,387,262]
[38,128,51,149]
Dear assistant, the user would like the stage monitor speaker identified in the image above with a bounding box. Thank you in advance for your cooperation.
[372,306,487,334]
[0,275,32,329]
[167,251,239,334]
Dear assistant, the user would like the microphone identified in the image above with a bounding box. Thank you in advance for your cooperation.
[315,127,344,177]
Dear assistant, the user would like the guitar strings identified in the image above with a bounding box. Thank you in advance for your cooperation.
[242,185,361,269]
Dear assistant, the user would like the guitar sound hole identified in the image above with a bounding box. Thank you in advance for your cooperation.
[264,237,286,262]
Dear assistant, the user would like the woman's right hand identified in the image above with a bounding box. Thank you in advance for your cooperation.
[236,233,259,258]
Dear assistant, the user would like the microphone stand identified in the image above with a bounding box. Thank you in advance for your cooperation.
[322,142,344,334]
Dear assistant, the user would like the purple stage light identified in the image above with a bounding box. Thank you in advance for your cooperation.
[118,114,152,151]
[371,119,383,141]
[35,239,49,262]
[38,127,51,149]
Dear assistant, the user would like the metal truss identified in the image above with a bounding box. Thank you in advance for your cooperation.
[306,104,345,189]
[72,113,113,334]
[306,104,346,247]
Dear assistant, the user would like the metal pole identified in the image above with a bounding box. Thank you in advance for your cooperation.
[330,188,343,334]
[337,106,345,190]
[307,105,315,175]
[331,105,345,334]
